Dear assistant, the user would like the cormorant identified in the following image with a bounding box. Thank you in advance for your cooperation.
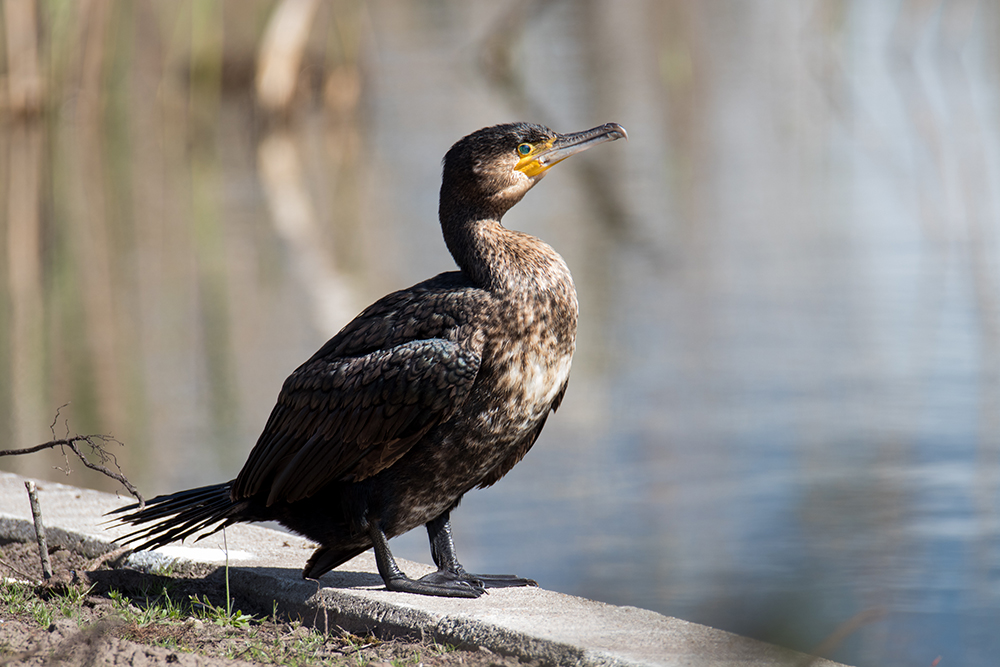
[112,122,627,598]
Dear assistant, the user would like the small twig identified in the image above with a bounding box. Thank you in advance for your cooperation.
[223,528,232,618]
[50,403,70,438]
[0,555,40,584]
[66,437,145,510]
[24,480,53,580]
[344,642,377,655]
[85,544,133,571]
[0,434,145,510]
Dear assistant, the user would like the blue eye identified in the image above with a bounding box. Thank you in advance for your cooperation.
[517,143,532,156]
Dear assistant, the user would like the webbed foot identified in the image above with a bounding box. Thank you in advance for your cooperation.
[383,569,536,598]
[467,572,538,589]
[384,569,486,598]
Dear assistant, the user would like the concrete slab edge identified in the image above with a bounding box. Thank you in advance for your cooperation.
[1,512,630,666]
[0,472,850,667]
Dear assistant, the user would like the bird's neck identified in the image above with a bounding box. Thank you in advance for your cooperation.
[439,202,573,298]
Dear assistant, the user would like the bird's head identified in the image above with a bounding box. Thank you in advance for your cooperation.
[440,122,627,220]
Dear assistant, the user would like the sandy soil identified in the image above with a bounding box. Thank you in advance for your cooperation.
[0,540,531,667]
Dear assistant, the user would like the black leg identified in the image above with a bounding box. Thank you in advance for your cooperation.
[426,511,463,571]
[425,511,538,590]
[367,519,483,598]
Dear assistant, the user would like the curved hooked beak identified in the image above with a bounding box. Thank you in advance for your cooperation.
[516,122,628,178]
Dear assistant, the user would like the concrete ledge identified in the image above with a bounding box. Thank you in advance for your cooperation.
[0,472,849,667]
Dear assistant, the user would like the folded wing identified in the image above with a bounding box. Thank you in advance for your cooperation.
[232,336,481,505]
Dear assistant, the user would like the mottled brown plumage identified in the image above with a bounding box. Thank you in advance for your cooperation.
[111,122,626,597]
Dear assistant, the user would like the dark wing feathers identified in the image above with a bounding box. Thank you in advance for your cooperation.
[232,277,485,506]
[235,337,481,506]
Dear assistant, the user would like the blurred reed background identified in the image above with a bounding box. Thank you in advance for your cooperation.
[3,1,1000,665]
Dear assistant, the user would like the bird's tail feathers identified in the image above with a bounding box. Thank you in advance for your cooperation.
[107,482,244,551]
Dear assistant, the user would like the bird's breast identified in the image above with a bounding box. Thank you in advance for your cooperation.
[482,279,577,426]
[495,331,573,418]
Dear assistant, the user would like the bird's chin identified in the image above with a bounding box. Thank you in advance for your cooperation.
[490,174,539,207]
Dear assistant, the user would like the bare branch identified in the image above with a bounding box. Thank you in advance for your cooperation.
[0,438,81,457]
[0,433,145,510]
[24,480,53,579]
[66,437,145,510]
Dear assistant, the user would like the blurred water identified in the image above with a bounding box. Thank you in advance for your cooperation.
[3,2,1000,666]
